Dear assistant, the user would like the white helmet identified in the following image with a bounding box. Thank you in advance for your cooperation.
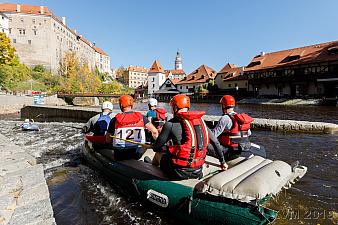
[148,98,158,106]
[24,119,30,123]
[102,101,113,110]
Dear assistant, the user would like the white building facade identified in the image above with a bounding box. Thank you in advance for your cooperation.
[148,60,166,95]
[123,65,149,88]
[0,12,9,35]
[0,3,110,74]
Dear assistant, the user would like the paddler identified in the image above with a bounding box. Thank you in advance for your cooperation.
[105,95,158,160]
[82,101,114,136]
[150,94,228,180]
[208,95,266,160]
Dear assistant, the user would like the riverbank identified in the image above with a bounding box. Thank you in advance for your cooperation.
[0,94,66,114]
[20,105,338,134]
[0,134,55,225]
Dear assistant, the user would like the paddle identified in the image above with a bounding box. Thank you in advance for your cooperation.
[110,135,152,149]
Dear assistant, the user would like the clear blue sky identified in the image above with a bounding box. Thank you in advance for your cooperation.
[10,0,338,73]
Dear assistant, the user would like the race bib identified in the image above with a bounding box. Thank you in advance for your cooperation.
[114,127,146,148]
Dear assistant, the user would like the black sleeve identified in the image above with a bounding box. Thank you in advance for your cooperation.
[208,127,225,164]
[107,118,116,134]
[153,122,173,152]
[143,115,150,125]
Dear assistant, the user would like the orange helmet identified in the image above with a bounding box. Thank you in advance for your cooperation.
[119,95,134,109]
[170,94,190,109]
[220,95,235,108]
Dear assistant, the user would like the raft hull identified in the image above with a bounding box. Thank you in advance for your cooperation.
[82,142,277,225]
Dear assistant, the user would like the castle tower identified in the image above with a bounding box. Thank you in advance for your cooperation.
[175,51,183,70]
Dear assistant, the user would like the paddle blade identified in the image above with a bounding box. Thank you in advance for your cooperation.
[85,135,106,144]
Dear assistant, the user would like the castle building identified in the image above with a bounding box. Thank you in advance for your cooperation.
[0,12,9,35]
[0,3,110,74]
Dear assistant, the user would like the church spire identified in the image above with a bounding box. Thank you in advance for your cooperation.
[175,51,182,70]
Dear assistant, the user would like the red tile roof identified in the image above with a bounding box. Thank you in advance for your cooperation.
[216,63,245,81]
[0,3,52,16]
[169,78,181,85]
[177,64,216,84]
[93,46,108,56]
[149,60,164,73]
[128,65,149,73]
[246,40,338,71]
[165,69,186,75]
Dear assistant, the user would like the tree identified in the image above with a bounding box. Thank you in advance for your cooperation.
[0,32,18,66]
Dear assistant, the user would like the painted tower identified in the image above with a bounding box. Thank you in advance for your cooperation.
[175,51,183,70]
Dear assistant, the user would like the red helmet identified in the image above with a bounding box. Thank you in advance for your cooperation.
[170,94,190,109]
[220,95,235,108]
[119,95,134,109]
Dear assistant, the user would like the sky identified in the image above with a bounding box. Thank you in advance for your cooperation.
[7,0,338,73]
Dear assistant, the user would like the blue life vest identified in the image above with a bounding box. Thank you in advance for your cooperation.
[93,112,112,136]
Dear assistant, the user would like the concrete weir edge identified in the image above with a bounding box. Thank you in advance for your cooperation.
[0,134,56,225]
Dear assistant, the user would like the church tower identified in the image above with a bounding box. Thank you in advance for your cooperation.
[175,51,183,70]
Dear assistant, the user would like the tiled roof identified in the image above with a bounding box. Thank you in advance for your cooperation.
[246,40,338,71]
[149,60,164,73]
[128,65,149,73]
[165,69,185,75]
[93,46,108,56]
[0,3,52,16]
[216,63,244,81]
[177,64,216,84]
[169,78,181,85]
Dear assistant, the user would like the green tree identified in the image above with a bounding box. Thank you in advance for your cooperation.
[0,32,18,66]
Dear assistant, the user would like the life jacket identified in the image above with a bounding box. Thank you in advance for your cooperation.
[218,113,254,149]
[168,111,209,168]
[152,108,167,128]
[113,112,146,148]
[93,112,112,136]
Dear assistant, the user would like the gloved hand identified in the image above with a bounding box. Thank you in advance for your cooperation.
[220,162,228,171]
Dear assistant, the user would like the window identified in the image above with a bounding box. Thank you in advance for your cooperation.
[28,40,31,44]
[152,84,155,88]
[166,83,171,87]
[13,39,16,43]
[152,77,154,82]
[32,19,35,23]
[20,18,24,22]
[18,29,26,35]
[228,84,232,87]
[180,86,182,89]
[33,29,37,35]
[9,28,11,34]
[186,86,188,89]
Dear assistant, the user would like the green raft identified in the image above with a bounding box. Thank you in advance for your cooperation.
[82,138,307,225]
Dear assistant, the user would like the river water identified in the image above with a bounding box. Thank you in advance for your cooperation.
[0,103,337,225]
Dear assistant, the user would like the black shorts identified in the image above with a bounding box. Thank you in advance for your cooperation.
[160,154,203,180]
[114,147,145,160]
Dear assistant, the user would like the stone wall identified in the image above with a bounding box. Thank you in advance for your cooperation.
[0,134,55,225]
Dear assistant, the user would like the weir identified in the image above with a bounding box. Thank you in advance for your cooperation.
[21,105,338,134]
[0,134,56,225]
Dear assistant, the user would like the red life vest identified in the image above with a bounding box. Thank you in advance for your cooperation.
[114,112,146,148]
[153,108,167,128]
[168,111,209,168]
[218,113,254,148]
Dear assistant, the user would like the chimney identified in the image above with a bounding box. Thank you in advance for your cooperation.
[260,51,265,56]
[93,42,96,46]
[62,17,66,25]
[40,6,44,14]
[74,29,77,34]
[16,4,21,12]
